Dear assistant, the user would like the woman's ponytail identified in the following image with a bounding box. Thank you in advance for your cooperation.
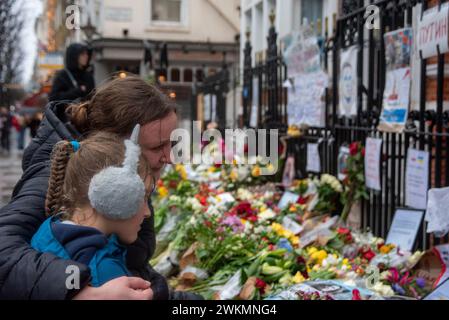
[45,141,75,216]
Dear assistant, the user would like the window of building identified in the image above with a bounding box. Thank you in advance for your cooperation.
[170,68,180,82]
[301,0,323,25]
[183,68,193,82]
[151,0,184,23]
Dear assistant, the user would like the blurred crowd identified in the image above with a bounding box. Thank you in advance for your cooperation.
[0,105,43,155]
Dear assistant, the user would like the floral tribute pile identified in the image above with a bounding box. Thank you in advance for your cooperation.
[150,151,430,300]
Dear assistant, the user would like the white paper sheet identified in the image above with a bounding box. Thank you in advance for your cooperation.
[365,137,382,191]
[278,191,300,210]
[386,209,424,251]
[405,148,430,209]
[306,143,321,173]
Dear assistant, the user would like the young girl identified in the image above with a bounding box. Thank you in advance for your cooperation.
[31,125,155,288]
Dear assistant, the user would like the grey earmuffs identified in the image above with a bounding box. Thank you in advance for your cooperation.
[88,124,146,220]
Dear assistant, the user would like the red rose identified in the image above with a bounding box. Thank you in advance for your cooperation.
[247,215,258,223]
[169,180,178,189]
[362,249,376,262]
[204,220,212,228]
[278,143,285,155]
[337,227,350,235]
[349,142,359,156]
[352,289,362,300]
[255,278,267,294]
[268,244,275,251]
[199,196,207,206]
[297,197,307,205]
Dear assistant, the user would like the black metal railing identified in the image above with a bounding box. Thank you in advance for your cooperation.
[193,66,230,132]
[242,0,449,250]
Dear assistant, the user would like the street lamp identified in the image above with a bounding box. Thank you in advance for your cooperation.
[81,16,98,44]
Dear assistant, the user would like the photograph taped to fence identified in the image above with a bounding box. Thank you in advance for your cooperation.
[379,28,413,133]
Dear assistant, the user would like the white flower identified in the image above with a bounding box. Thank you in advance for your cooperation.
[372,282,394,297]
[169,195,181,203]
[254,226,265,234]
[258,208,276,221]
[380,271,390,281]
[407,251,424,267]
[188,216,197,225]
[237,188,253,201]
[186,197,203,213]
[205,205,221,217]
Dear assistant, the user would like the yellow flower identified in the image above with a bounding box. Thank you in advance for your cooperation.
[282,230,294,239]
[230,169,238,182]
[293,272,305,284]
[380,244,395,254]
[307,247,318,255]
[175,164,187,180]
[208,166,218,173]
[240,219,247,225]
[251,165,261,177]
[266,163,275,174]
[271,223,283,233]
[289,205,297,212]
[290,236,300,246]
[310,250,328,265]
[260,205,267,212]
[158,186,169,198]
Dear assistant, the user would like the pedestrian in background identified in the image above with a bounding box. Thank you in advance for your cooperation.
[49,43,95,119]
[0,107,12,154]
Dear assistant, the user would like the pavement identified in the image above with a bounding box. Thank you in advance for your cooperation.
[0,130,31,208]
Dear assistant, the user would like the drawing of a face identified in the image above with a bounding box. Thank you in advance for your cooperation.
[341,62,354,113]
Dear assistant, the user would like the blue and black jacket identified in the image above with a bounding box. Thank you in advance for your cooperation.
[31,217,130,287]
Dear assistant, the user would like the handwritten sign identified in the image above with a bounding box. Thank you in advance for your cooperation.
[306,143,321,173]
[405,148,430,209]
[278,191,299,210]
[386,209,424,251]
[365,137,382,191]
[417,4,449,59]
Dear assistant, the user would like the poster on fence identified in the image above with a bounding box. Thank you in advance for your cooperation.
[286,73,328,128]
[379,67,411,132]
[379,28,413,133]
[306,143,321,173]
[405,148,429,210]
[417,3,449,59]
[338,45,358,117]
[364,137,382,191]
[425,187,449,237]
[284,26,328,128]
[283,26,322,78]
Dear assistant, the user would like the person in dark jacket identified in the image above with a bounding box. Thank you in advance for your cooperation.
[0,76,201,300]
[48,43,95,108]
[0,107,12,153]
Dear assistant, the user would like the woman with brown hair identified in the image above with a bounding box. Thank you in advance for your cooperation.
[0,76,197,300]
